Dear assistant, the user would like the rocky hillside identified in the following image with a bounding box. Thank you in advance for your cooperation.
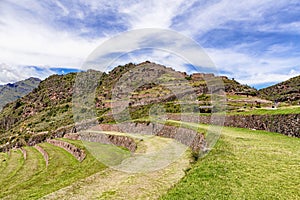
[0,62,259,150]
[259,75,300,104]
[0,73,76,150]
[0,77,41,110]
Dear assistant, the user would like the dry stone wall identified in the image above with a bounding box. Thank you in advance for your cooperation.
[47,139,86,162]
[94,122,206,152]
[20,147,26,160]
[34,145,49,166]
[64,132,137,153]
[167,113,300,137]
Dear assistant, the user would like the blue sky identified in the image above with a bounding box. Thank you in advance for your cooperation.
[0,0,299,88]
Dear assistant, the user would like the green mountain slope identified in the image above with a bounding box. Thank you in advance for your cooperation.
[0,77,41,110]
[0,73,77,150]
[0,62,299,199]
[0,62,265,150]
[259,75,300,104]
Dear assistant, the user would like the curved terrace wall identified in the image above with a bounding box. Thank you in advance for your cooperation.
[47,139,86,162]
[92,122,206,152]
[34,145,49,166]
[167,114,300,137]
[64,132,137,153]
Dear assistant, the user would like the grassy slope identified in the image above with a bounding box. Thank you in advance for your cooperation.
[258,75,300,104]
[41,132,192,199]
[161,122,300,199]
[228,105,300,115]
[0,149,23,185]
[0,141,106,200]
[0,147,44,198]
[0,77,41,109]
[165,105,300,117]
[1,122,299,199]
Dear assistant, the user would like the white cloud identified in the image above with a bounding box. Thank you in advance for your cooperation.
[206,47,300,85]
[173,0,288,36]
[54,0,70,16]
[0,16,104,67]
[0,63,52,84]
[119,0,186,29]
[0,0,299,88]
[84,29,215,74]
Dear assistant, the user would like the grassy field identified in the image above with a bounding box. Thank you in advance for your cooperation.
[0,141,106,200]
[161,121,300,199]
[229,105,300,115]
[1,119,299,199]
[60,137,132,167]
[42,132,192,199]
[0,149,24,187]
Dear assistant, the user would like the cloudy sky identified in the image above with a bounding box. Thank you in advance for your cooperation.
[0,0,299,88]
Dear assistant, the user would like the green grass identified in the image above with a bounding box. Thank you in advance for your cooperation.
[161,122,300,199]
[0,141,106,200]
[0,147,44,198]
[229,105,300,115]
[0,149,23,185]
[83,142,131,166]
[59,137,131,167]
[0,152,8,172]
[164,105,300,117]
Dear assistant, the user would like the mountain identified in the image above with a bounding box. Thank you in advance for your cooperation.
[0,77,41,110]
[258,75,300,105]
[0,62,259,150]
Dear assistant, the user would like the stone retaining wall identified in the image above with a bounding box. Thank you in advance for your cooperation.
[20,147,26,160]
[47,139,86,162]
[167,113,300,137]
[64,132,137,153]
[92,122,206,152]
[34,145,48,166]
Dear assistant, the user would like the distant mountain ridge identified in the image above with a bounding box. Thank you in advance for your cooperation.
[0,77,41,110]
[258,75,300,104]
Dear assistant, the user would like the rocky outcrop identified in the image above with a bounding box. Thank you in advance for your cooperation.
[27,132,49,146]
[34,145,49,166]
[47,139,86,162]
[0,116,19,131]
[167,113,300,137]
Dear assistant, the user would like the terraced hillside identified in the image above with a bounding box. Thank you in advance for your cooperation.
[0,62,299,199]
[0,139,106,199]
[0,61,258,151]
[1,120,299,199]
[0,73,77,151]
[0,126,196,199]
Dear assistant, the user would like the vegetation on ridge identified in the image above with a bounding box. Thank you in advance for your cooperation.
[259,75,300,105]
[0,77,41,110]
[0,62,299,199]
[0,62,259,150]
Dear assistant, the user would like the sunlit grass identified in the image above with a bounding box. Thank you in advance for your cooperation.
[229,105,300,115]
[161,121,300,199]
[0,141,106,200]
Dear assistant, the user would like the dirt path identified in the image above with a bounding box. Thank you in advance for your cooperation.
[41,131,192,199]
